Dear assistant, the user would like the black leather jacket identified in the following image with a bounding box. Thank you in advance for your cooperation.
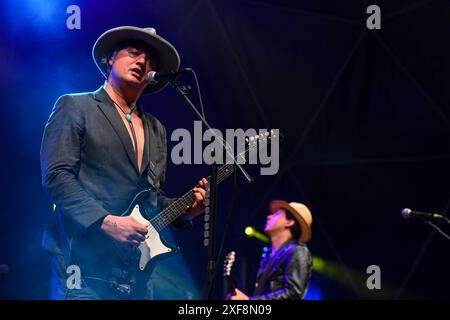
[251,239,312,300]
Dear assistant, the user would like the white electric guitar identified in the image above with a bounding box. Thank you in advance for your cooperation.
[109,131,279,293]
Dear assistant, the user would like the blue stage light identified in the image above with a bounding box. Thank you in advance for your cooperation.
[7,0,56,23]
[304,282,323,300]
[4,0,67,37]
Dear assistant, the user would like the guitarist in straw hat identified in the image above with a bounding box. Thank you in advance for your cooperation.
[228,200,313,300]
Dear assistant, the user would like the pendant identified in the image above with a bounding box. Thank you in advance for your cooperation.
[126,113,133,121]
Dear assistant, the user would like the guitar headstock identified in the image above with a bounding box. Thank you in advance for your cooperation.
[199,130,283,187]
[224,251,236,277]
[224,250,237,296]
[233,129,281,164]
[244,129,279,146]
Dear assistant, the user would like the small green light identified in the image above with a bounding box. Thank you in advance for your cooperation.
[245,226,254,236]
[313,257,326,272]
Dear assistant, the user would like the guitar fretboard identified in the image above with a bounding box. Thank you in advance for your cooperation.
[150,163,235,231]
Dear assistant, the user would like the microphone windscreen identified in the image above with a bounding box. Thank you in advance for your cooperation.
[401,208,411,219]
[146,71,158,84]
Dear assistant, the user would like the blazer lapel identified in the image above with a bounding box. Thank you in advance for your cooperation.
[144,113,161,188]
[93,88,139,174]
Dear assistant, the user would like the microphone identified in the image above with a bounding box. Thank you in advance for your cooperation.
[146,68,191,84]
[401,208,443,220]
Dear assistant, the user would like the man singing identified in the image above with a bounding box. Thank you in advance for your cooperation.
[41,26,207,299]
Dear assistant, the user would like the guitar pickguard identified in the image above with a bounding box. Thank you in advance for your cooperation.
[129,205,173,271]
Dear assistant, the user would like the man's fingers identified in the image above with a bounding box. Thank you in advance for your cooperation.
[198,178,207,188]
[193,188,199,197]
[193,188,205,199]
[135,224,149,235]
[127,232,145,242]
[198,186,206,197]
[130,233,146,242]
[128,239,140,246]
[129,219,150,235]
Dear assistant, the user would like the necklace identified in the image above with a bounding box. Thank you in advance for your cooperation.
[111,99,137,122]
[110,98,140,165]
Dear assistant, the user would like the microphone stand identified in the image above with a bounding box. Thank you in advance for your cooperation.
[424,216,450,242]
[170,80,253,300]
[206,153,218,299]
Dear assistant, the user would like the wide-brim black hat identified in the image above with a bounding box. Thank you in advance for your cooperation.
[92,26,180,95]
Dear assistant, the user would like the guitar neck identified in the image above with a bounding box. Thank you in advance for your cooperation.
[226,275,236,296]
[150,163,235,231]
[150,131,278,231]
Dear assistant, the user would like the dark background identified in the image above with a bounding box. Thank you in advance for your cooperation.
[0,0,449,299]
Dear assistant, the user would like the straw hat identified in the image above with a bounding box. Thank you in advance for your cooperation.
[269,200,313,242]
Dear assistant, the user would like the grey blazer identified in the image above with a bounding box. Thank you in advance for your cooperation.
[40,87,185,265]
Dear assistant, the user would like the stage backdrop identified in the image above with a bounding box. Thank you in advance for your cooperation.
[0,0,449,299]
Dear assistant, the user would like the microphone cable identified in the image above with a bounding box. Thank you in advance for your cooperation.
[186,68,206,120]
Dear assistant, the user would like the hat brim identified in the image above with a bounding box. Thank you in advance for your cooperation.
[92,26,180,95]
[270,200,312,243]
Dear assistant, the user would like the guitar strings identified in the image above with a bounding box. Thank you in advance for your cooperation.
[155,160,240,229]
[149,166,232,231]
[148,167,225,229]
[147,137,265,232]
